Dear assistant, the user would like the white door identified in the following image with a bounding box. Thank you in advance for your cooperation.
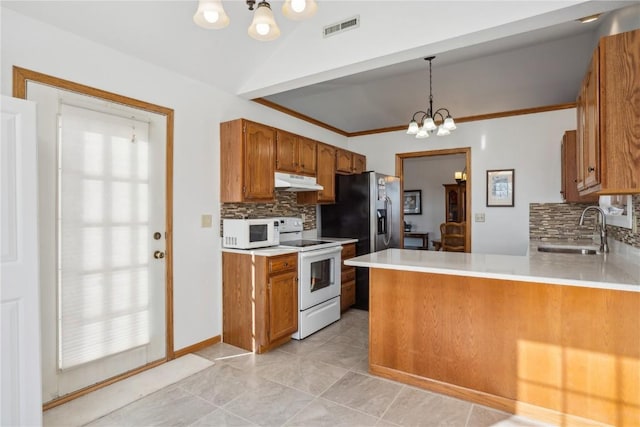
[1,95,43,426]
[25,83,168,402]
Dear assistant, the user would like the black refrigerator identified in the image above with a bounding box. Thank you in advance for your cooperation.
[320,171,401,310]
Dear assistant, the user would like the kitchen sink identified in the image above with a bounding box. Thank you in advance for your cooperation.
[537,246,598,255]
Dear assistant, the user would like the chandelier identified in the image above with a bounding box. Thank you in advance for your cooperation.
[406,56,456,138]
[193,0,318,42]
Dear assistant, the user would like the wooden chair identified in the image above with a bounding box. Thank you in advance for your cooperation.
[439,222,466,252]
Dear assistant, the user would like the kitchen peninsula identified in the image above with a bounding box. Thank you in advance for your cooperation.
[346,247,640,426]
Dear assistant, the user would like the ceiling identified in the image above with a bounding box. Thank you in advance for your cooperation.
[3,1,638,135]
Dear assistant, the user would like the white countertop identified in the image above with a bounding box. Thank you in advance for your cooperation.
[221,247,299,256]
[318,237,358,245]
[345,240,640,293]
[221,237,358,256]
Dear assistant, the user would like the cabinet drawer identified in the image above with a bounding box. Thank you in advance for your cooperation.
[341,267,356,283]
[341,281,356,311]
[268,254,297,274]
[342,243,356,260]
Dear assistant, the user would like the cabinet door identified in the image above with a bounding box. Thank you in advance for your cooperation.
[317,143,336,202]
[599,28,640,192]
[244,121,275,201]
[352,153,366,174]
[267,271,298,342]
[583,50,600,190]
[335,148,353,174]
[575,97,586,191]
[298,137,317,175]
[275,130,299,173]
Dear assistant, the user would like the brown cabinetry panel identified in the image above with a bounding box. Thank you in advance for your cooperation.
[275,130,317,175]
[577,28,640,195]
[340,243,356,312]
[369,268,640,426]
[268,270,298,342]
[221,119,275,202]
[352,153,366,174]
[222,252,298,353]
[561,130,598,203]
[298,142,336,204]
[275,130,299,173]
[335,148,353,174]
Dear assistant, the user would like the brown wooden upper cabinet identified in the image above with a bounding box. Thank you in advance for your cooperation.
[220,119,276,203]
[352,153,366,174]
[275,130,317,176]
[336,148,367,175]
[576,28,640,195]
[561,130,598,203]
[298,142,336,204]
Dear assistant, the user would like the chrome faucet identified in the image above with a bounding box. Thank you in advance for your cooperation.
[578,206,609,253]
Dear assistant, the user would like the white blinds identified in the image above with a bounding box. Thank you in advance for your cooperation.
[58,104,151,370]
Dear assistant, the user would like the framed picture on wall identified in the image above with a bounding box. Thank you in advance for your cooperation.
[486,169,514,207]
[404,190,422,215]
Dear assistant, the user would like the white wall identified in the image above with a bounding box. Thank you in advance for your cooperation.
[348,109,575,255]
[0,8,348,351]
[403,154,466,245]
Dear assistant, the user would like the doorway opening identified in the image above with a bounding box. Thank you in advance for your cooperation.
[396,147,471,251]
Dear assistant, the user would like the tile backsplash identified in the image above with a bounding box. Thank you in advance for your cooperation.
[530,195,640,249]
[220,191,316,234]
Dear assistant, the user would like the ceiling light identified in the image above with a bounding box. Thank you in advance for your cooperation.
[577,14,601,24]
[248,1,280,41]
[407,56,456,139]
[193,0,230,29]
[193,0,316,41]
[282,0,317,20]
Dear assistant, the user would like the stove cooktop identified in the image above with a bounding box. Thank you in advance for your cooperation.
[279,239,334,248]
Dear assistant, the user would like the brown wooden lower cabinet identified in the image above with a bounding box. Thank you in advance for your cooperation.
[340,243,356,312]
[368,268,640,426]
[222,252,298,353]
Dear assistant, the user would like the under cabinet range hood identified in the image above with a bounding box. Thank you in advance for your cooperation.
[274,172,324,192]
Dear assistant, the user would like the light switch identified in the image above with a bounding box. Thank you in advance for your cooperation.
[201,214,213,228]
[475,213,485,223]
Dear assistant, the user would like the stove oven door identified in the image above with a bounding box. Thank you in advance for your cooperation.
[298,246,342,310]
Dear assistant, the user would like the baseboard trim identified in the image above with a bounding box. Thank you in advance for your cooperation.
[370,363,608,426]
[174,335,221,358]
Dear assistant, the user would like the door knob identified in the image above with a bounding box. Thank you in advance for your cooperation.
[154,250,165,259]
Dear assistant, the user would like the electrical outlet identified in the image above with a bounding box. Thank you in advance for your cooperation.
[475,213,485,223]
[201,214,212,228]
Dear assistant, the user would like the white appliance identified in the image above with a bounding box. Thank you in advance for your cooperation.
[277,217,342,339]
[274,172,324,192]
[222,218,280,249]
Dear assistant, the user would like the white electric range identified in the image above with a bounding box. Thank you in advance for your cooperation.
[277,217,342,339]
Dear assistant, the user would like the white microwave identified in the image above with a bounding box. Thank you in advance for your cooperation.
[222,218,280,249]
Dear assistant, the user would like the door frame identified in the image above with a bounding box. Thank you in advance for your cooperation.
[12,66,175,409]
[396,147,472,252]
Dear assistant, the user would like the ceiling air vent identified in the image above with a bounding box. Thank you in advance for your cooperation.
[323,15,360,38]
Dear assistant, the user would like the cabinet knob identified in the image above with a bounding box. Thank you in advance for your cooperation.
[154,250,165,259]
[284,262,289,267]
[588,166,595,172]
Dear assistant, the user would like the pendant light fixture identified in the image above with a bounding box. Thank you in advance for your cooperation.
[406,56,456,139]
[193,0,230,29]
[247,1,280,41]
[193,0,317,42]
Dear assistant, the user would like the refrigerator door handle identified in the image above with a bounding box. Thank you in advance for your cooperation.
[383,196,392,246]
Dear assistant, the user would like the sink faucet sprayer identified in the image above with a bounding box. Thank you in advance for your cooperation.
[578,206,609,253]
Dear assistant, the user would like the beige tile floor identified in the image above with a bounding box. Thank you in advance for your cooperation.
[85,309,554,427]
